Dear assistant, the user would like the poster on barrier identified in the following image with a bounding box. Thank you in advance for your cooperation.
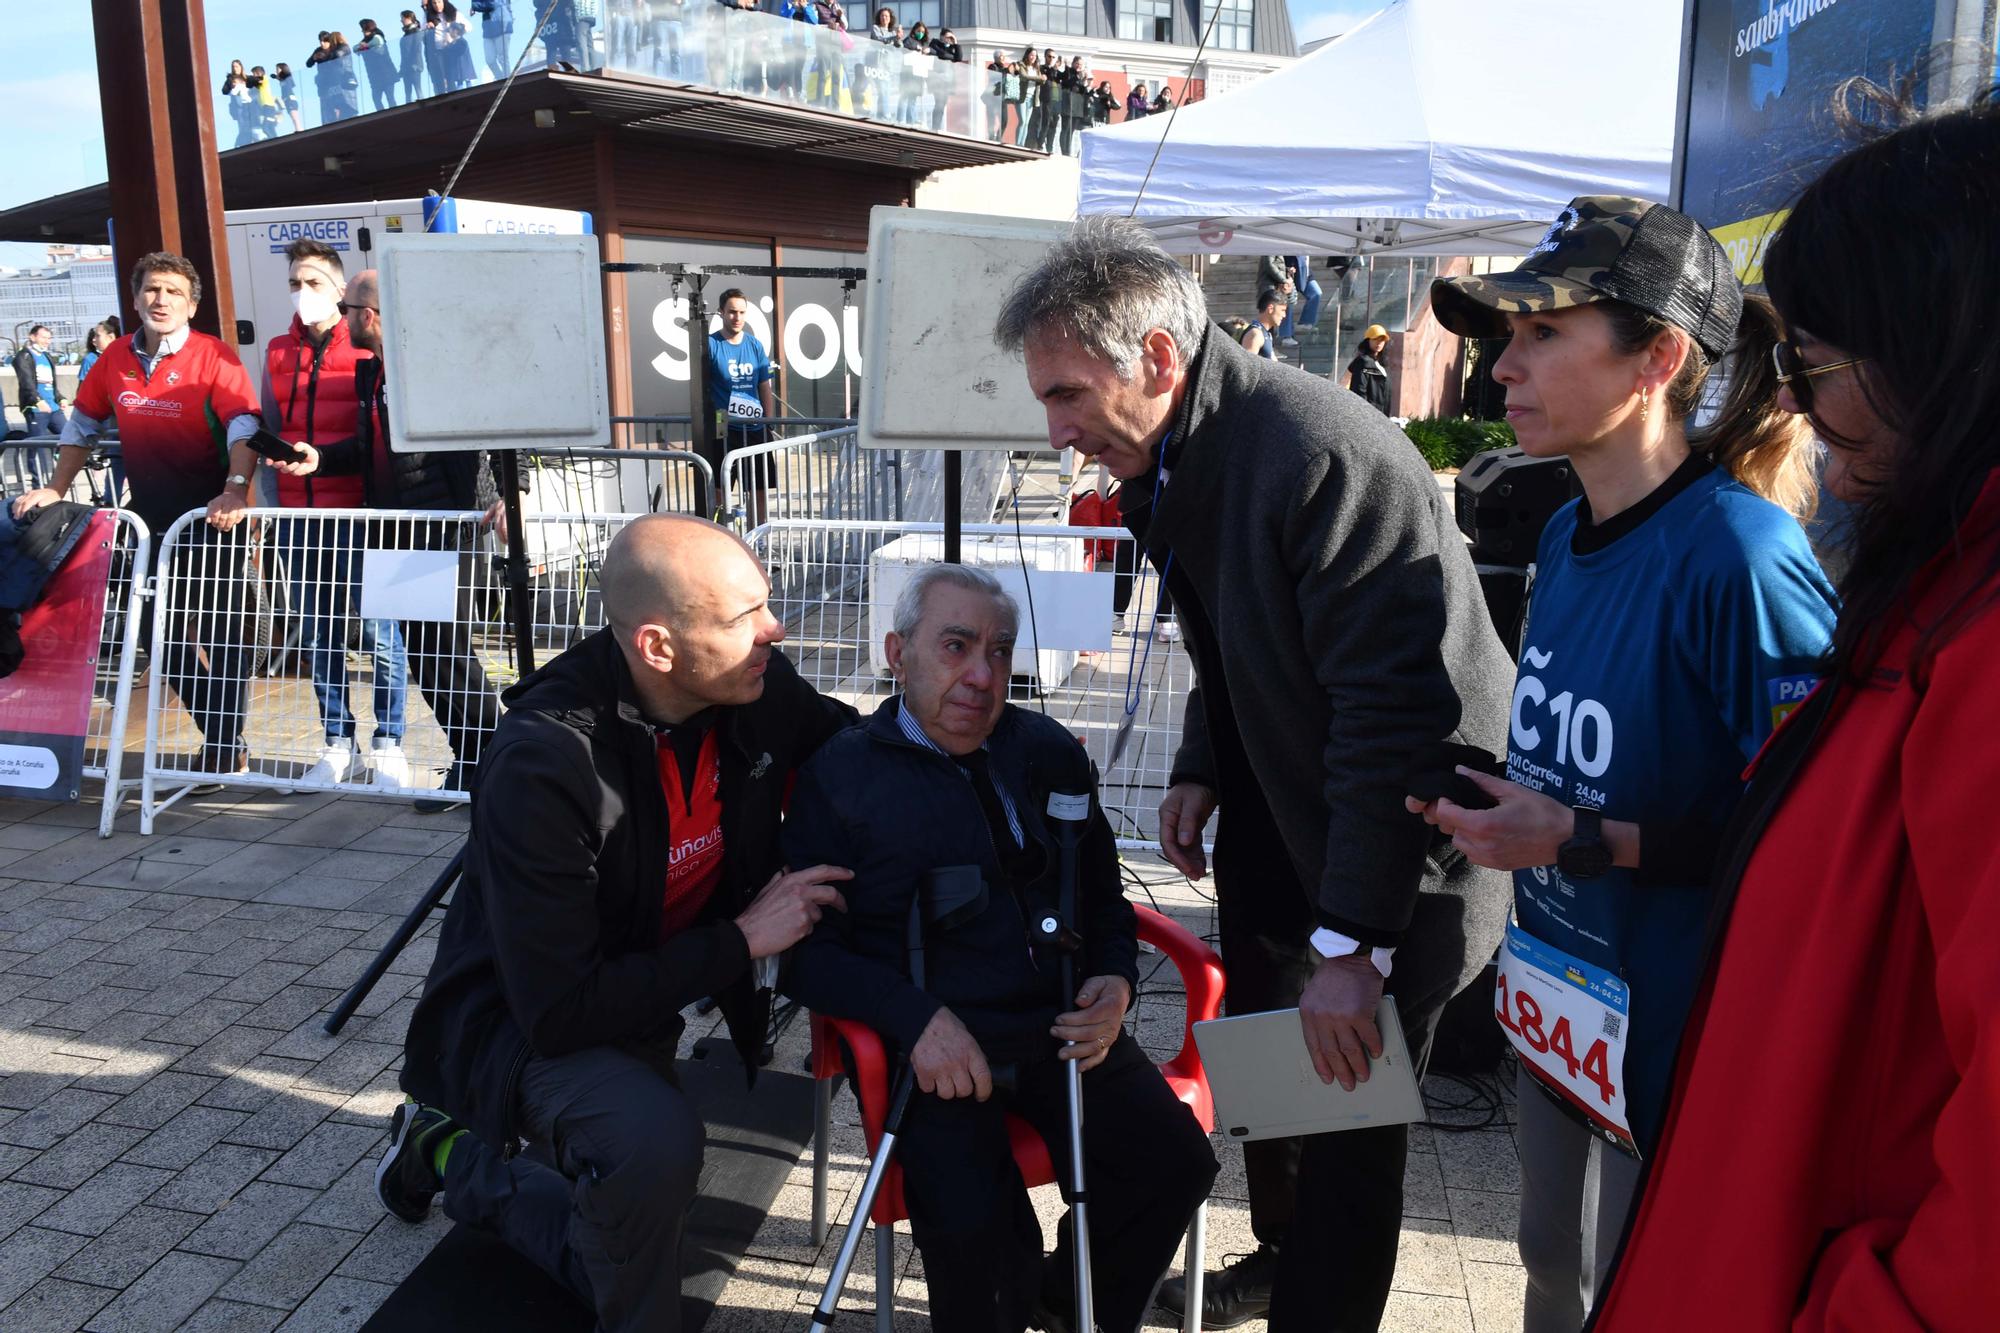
[0,511,115,803]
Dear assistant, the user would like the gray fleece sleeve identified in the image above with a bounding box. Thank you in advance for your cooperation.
[1284,447,1467,943]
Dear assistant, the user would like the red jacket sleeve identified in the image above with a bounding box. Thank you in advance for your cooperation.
[1796,603,2000,1333]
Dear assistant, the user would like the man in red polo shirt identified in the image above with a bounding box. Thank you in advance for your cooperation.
[12,252,265,774]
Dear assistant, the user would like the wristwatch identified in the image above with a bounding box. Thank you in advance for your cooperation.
[1556,805,1613,879]
[226,473,251,488]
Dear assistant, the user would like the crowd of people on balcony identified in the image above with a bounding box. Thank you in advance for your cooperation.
[216,1,1186,152]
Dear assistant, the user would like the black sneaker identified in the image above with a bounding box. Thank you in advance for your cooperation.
[413,762,470,815]
[376,1100,457,1222]
[1154,1246,1279,1330]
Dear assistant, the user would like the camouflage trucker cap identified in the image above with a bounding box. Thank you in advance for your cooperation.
[1429,195,1742,359]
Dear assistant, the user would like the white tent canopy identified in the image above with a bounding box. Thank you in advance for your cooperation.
[1078,0,1684,257]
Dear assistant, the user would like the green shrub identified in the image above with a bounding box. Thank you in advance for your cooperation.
[1403,416,1516,470]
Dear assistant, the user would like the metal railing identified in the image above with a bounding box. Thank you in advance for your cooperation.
[77,511,151,837]
[126,505,1190,847]
[136,505,651,831]
[721,426,901,528]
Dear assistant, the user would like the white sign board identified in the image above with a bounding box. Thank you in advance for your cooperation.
[374,233,610,453]
[358,550,460,623]
[859,207,1068,453]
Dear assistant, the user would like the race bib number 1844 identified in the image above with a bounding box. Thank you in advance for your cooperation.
[1497,923,1639,1157]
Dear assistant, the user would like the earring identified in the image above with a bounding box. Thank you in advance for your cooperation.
[1639,387,1651,422]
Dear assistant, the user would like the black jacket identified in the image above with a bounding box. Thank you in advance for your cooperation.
[400,630,857,1151]
[12,347,52,413]
[1347,351,1392,414]
[316,356,499,514]
[782,698,1137,1065]
[1128,323,1514,948]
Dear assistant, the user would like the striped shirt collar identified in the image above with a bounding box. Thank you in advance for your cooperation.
[893,697,1024,846]
[132,325,190,376]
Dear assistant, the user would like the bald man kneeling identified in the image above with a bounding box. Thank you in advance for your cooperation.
[380,515,858,1332]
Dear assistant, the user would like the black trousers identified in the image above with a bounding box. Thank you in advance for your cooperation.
[150,523,253,762]
[894,1032,1218,1333]
[364,522,501,773]
[1213,794,1477,1332]
[444,1046,704,1333]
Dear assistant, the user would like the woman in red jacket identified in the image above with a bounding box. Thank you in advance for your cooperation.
[1594,90,2000,1332]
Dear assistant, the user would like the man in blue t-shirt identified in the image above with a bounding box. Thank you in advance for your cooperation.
[704,288,777,523]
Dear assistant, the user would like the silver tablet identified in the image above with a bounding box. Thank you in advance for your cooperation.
[1192,997,1427,1141]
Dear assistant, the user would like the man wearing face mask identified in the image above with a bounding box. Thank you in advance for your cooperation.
[260,239,412,789]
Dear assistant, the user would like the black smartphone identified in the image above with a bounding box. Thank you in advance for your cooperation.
[247,429,307,465]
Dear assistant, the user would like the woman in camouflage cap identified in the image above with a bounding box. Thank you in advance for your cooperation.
[1410,194,1836,1331]
[1591,90,2000,1333]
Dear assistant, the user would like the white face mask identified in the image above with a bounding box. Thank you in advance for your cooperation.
[292,285,340,328]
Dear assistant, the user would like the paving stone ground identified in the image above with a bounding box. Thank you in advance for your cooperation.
[0,787,1526,1332]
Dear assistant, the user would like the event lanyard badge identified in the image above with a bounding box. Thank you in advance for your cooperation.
[1496,921,1639,1158]
[1109,443,1173,772]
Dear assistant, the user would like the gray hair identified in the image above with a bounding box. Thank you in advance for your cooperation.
[892,563,1020,642]
[993,215,1208,380]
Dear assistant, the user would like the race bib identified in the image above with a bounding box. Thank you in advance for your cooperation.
[1497,922,1638,1156]
[726,394,763,421]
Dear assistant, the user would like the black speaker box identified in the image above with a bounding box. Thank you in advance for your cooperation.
[1475,564,1529,659]
[1428,961,1508,1076]
[1455,448,1577,565]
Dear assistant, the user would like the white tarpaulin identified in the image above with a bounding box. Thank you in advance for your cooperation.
[1078,0,1685,257]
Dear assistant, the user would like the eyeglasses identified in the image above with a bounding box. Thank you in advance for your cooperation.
[335,302,379,315]
[1770,341,1866,413]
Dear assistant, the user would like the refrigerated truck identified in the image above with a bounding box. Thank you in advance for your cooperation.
[224,197,592,350]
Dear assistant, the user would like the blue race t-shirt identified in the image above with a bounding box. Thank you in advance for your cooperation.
[705,331,773,432]
[1508,463,1836,1150]
[29,349,58,410]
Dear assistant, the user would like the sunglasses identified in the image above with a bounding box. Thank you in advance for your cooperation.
[1770,341,1865,413]
[336,301,379,316]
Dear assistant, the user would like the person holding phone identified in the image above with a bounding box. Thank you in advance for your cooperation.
[1593,90,2000,1333]
[1416,196,1836,1330]
[257,239,412,791]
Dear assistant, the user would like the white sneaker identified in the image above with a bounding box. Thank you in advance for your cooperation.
[1155,618,1182,644]
[371,739,412,789]
[304,742,355,786]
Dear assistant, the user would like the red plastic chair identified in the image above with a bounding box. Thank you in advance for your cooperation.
[809,902,1224,1333]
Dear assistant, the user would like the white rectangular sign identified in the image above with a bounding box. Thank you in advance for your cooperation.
[375,233,610,454]
[359,550,460,623]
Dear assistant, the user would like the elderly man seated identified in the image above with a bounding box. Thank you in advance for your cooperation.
[784,563,1218,1333]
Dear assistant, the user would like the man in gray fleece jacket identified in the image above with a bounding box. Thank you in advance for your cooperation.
[999,218,1513,1331]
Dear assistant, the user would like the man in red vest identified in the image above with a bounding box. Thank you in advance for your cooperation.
[261,238,411,788]
[10,252,263,777]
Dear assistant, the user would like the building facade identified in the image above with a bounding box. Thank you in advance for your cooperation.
[936,0,1296,123]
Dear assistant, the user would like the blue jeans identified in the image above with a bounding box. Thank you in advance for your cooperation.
[485,28,511,79]
[1280,278,1324,338]
[280,517,407,746]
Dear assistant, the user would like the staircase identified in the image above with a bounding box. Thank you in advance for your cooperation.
[1197,256,1346,380]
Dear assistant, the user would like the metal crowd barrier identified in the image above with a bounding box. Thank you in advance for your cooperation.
[135,507,650,831]
[125,505,1193,848]
[518,446,713,524]
[721,427,903,529]
[79,511,151,837]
